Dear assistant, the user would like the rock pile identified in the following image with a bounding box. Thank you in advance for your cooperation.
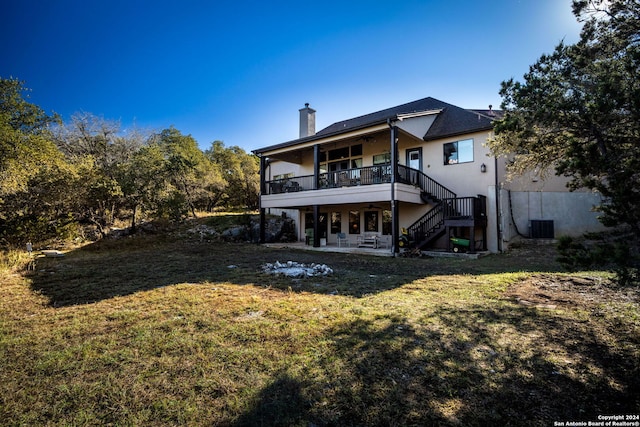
[262,261,333,277]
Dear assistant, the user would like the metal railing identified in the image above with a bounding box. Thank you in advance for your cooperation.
[407,196,487,248]
[442,196,486,219]
[265,175,315,194]
[264,165,393,195]
[397,164,456,201]
[263,165,460,203]
[408,204,444,244]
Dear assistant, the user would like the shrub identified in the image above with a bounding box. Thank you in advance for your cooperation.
[557,231,639,286]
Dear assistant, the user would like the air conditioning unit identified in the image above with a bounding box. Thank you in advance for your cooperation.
[530,220,554,239]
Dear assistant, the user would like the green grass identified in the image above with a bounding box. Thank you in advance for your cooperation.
[0,219,638,426]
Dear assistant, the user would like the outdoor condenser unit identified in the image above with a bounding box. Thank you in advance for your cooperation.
[529,220,554,239]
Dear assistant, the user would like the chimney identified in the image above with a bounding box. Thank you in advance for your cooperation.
[299,103,316,138]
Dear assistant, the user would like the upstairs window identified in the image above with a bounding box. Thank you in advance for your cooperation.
[328,147,349,161]
[323,144,363,175]
[373,153,391,165]
[443,139,474,165]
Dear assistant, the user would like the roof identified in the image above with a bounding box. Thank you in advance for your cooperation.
[253,96,499,154]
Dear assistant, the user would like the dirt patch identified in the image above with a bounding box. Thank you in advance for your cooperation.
[504,273,639,310]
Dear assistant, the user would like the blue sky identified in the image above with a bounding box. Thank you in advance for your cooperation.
[2,0,582,152]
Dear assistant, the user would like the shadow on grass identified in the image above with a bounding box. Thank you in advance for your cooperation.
[27,232,567,307]
[233,373,310,427]
[235,305,639,426]
[19,230,638,425]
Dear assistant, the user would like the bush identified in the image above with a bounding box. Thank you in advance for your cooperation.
[556,231,639,286]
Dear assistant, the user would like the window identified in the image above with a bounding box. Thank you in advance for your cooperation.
[328,147,349,161]
[364,211,378,232]
[329,160,349,172]
[382,210,392,235]
[349,210,360,234]
[330,212,341,234]
[323,144,363,172]
[373,153,390,165]
[305,212,327,238]
[443,139,474,165]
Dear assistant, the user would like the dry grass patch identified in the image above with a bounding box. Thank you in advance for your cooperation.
[1,220,638,426]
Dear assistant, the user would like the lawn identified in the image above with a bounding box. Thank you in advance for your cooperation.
[1,219,638,426]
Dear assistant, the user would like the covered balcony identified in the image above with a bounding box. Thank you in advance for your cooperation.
[264,165,393,195]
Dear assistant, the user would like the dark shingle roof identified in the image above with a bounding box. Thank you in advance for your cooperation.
[317,97,496,140]
[423,101,497,141]
[253,97,498,154]
[315,97,444,135]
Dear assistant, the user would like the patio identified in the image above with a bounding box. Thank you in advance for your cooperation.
[263,241,489,259]
[263,241,394,257]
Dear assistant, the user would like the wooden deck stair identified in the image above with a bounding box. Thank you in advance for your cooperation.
[400,166,487,252]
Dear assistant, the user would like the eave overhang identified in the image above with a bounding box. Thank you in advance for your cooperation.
[253,122,389,158]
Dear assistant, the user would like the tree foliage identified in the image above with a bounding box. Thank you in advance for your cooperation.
[150,127,211,219]
[489,0,640,236]
[205,141,259,209]
[0,77,261,245]
[0,78,61,198]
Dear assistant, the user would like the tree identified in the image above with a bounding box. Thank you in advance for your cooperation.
[0,78,61,198]
[205,141,260,210]
[117,144,168,230]
[489,0,640,237]
[151,128,212,219]
[0,78,70,244]
[52,113,147,237]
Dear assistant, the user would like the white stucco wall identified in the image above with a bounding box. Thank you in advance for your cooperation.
[402,131,495,199]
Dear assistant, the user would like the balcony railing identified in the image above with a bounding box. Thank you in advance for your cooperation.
[397,164,456,202]
[265,165,392,195]
[407,195,488,249]
[442,196,487,220]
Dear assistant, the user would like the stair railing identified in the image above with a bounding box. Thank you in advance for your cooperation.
[397,165,456,201]
[406,204,444,247]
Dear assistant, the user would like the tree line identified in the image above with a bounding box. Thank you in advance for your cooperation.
[0,78,259,245]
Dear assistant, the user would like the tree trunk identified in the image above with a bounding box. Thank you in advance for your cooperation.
[131,204,137,232]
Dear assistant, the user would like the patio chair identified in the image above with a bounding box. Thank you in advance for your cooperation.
[336,232,350,247]
[377,235,390,249]
[338,172,351,187]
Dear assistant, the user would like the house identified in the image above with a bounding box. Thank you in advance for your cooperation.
[253,97,606,254]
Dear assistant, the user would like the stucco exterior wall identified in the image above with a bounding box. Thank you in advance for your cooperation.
[262,126,608,254]
[499,189,609,247]
[267,160,305,180]
[401,130,495,199]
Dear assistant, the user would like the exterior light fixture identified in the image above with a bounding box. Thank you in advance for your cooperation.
[480,163,487,173]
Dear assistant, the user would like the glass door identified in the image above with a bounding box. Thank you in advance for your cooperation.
[406,148,422,184]
[407,148,422,170]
